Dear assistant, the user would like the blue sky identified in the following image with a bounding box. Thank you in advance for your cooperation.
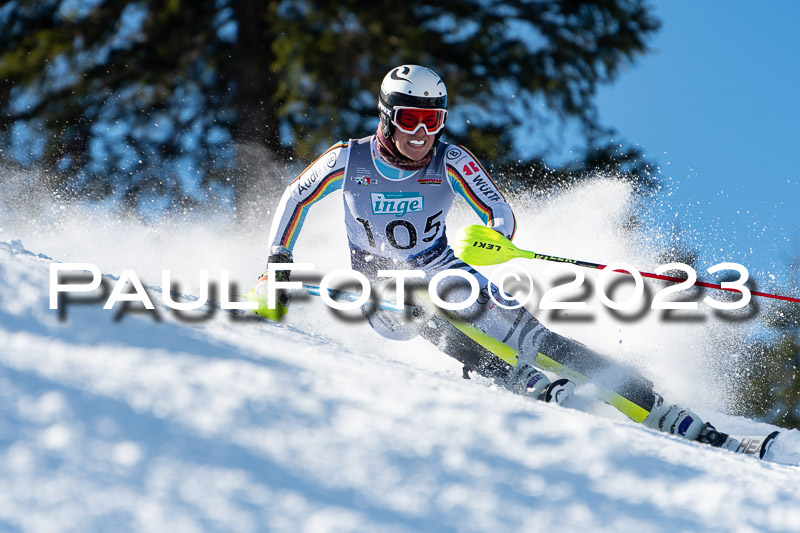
[595,1,800,286]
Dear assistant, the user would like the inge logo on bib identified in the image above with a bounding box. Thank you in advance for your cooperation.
[371,192,424,217]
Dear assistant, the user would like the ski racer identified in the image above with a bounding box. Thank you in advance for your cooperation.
[254,64,738,450]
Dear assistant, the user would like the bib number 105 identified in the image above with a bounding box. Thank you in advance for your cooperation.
[356,211,443,250]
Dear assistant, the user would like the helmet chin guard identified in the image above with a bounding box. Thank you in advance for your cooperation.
[378,65,447,138]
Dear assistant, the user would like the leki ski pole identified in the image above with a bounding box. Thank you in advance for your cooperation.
[453,225,800,304]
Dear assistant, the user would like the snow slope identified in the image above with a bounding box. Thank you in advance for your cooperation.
[2,180,800,532]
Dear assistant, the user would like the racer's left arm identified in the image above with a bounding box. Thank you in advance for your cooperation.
[446,146,516,239]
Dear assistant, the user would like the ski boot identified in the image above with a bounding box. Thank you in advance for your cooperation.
[508,363,576,406]
[642,394,738,449]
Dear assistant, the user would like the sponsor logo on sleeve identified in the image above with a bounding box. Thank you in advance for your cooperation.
[297,167,322,194]
[469,174,501,202]
[463,161,480,175]
[446,147,463,160]
[461,160,500,201]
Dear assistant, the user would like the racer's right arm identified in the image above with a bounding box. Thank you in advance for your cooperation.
[267,141,350,252]
[252,141,349,321]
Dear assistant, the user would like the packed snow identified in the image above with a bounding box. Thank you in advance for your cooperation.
[1,178,799,532]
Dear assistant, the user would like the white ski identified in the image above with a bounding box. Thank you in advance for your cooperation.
[725,431,780,460]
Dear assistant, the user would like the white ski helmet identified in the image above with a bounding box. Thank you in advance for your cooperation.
[378,65,447,138]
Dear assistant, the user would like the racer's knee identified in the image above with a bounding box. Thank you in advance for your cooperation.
[361,276,421,341]
[364,306,419,340]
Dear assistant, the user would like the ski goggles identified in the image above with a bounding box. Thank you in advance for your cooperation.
[391,107,447,135]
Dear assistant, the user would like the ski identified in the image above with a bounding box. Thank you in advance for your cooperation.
[725,430,780,460]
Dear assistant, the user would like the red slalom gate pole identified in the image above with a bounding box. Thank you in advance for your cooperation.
[531,252,800,304]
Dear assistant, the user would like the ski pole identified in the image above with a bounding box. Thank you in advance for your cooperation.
[248,283,416,321]
[453,225,800,304]
[301,284,417,315]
